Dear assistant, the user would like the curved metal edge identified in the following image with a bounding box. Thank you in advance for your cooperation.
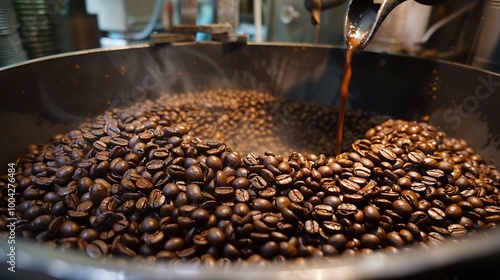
[1,228,500,280]
[1,42,498,77]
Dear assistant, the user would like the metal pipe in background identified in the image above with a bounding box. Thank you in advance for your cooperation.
[471,0,500,73]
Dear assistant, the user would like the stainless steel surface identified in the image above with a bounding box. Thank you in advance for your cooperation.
[1,42,500,279]
[345,0,405,50]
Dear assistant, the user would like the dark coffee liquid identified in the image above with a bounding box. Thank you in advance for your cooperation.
[336,30,362,155]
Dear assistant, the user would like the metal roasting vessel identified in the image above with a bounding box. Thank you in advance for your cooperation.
[1,42,500,279]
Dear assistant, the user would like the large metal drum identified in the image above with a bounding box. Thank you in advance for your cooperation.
[1,43,500,279]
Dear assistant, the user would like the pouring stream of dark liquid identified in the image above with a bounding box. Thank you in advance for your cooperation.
[336,28,362,155]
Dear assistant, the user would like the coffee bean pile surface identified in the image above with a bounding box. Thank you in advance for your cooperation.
[137,89,388,155]
[1,90,500,267]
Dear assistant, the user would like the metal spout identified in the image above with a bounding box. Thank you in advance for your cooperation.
[344,0,405,50]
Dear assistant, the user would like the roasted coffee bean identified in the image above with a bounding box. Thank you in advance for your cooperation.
[140,217,159,234]
[304,220,320,236]
[288,189,304,204]
[448,224,467,237]
[275,174,293,189]
[353,166,371,178]
[55,166,75,182]
[386,232,405,248]
[79,228,99,242]
[342,194,365,206]
[99,197,118,213]
[232,177,250,189]
[260,241,279,259]
[339,179,360,194]
[30,215,53,233]
[392,200,413,218]
[89,183,108,204]
[280,207,299,224]
[143,230,165,245]
[206,228,226,247]
[250,176,267,190]
[251,198,272,213]
[136,178,154,193]
[337,203,358,218]
[314,204,334,220]
[428,207,446,224]
[259,188,277,200]
[234,189,250,203]
[92,141,107,152]
[360,233,380,250]
[378,148,397,162]
[363,205,381,224]
[185,165,204,182]
[148,189,166,209]
[86,240,109,258]
[328,234,347,250]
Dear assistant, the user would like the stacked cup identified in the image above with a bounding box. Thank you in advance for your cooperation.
[14,0,62,59]
[0,0,28,67]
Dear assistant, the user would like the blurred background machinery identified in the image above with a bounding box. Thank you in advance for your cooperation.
[0,0,498,73]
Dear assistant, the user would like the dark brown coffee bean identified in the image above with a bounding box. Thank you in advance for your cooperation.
[89,183,107,204]
[99,197,117,213]
[304,220,320,236]
[250,176,267,190]
[206,155,223,171]
[378,148,397,162]
[401,190,419,210]
[426,169,445,179]
[251,198,272,212]
[328,234,347,250]
[281,207,299,224]
[337,203,357,218]
[428,207,446,224]
[258,241,278,259]
[206,227,226,247]
[386,232,405,248]
[76,201,94,213]
[140,217,159,234]
[360,233,380,249]
[275,174,293,189]
[339,179,360,194]
[233,177,250,189]
[185,165,204,182]
[143,230,165,245]
[353,166,371,178]
[86,240,109,258]
[448,224,467,237]
[79,228,99,242]
[288,189,304,204]
[363,205,381,224]
[392,199,413,218]
[314,204,334,220]
[136,178,154,193]
[167,165,185,180]
[92,140,107,152]
[232,189,249,203]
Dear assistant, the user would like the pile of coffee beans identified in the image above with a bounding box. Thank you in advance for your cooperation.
[1,90,499,267]
[135,89,388,155]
